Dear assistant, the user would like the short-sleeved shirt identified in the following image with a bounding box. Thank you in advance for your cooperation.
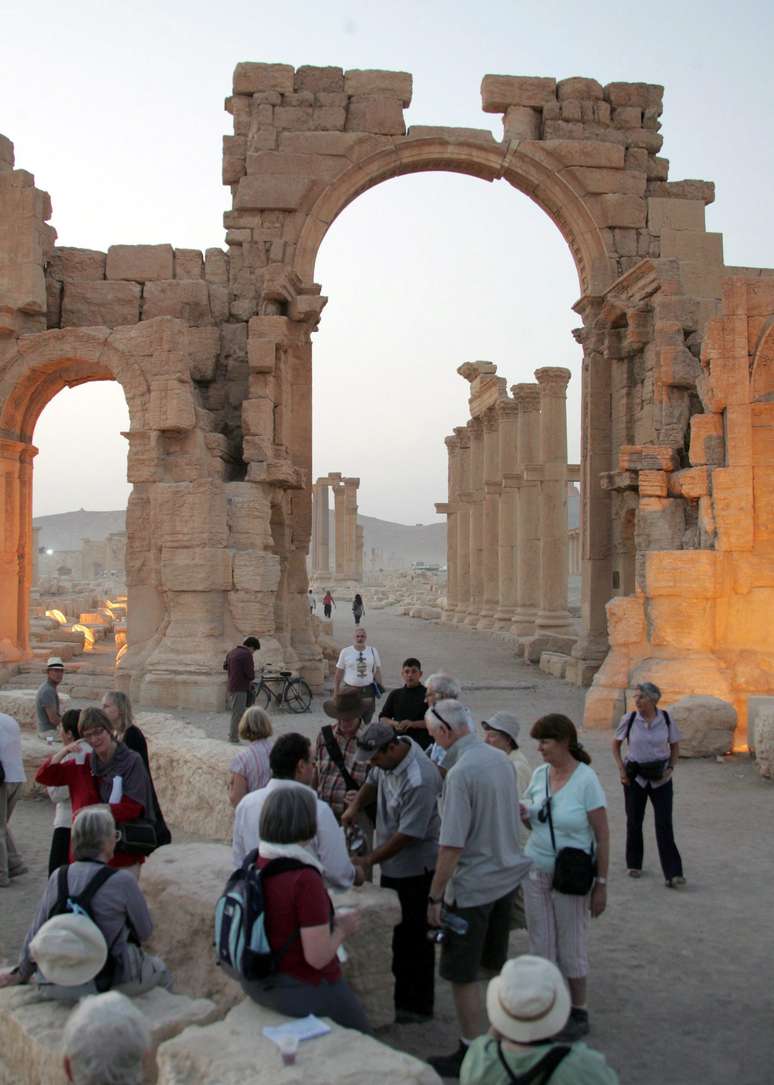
[314,721,370,818]
[380,684,431,750]
[0,712,25,783]
[439,734,531,907]
[366,737,441,877]
[461,1036,619,1085]
[229,738,273,793]
[615,709,681,789]
[257,859,340,986]
[524,762,607,874]
[335,645,381,688]
[35,680,59,734]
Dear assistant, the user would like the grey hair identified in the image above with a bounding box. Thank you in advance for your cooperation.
[636,682,661,705]
[259,786,317,845]
[426,698,475,736]
[62,991,150,1085]
[72,805,115,861]
[425,672,461,700]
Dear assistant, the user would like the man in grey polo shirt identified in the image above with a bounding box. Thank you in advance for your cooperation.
[425,699,532,1078]
[36,657,65,736]
[342,720,441,1024]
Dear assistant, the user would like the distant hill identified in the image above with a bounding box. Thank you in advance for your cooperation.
[33,509,126,550]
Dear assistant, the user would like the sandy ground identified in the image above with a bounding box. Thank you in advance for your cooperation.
[2,605,772,1085]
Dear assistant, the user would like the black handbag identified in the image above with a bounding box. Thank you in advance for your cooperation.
[623,711,671,781]
[115,818,158,856]
[545,773,596,896]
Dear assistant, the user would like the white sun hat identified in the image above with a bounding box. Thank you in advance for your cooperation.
[486,955,571,1044]
[29,914,108,987]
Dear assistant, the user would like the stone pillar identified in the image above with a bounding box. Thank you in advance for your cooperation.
[533,367,575,637]
[465,416,484,626]
[31,525,41,589]
[454,426,471,624]
[495,398,519,629]
[478,407,501,630]
[333,481,347,581]
[0,437,36,657]
[355,524,364,581]
[510,384,541,641]
[344,477,359,581]
[441,432,460,620]
[313,478,330,578]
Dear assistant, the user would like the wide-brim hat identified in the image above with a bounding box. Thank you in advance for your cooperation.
[484,711,522,746]
[486,956,570,1043]
[323,689,364,721]
[29,913,108,987]
[46,656,65,670]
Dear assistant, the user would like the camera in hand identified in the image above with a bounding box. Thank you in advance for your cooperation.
[427,908,469,944]
[345,826,367,855]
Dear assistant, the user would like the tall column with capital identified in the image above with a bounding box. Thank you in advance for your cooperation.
[315,479,330,578]
[534,367,575,636]
[442,432,460,620]
[343,477,359,581]
[495,397,519,629]
[333,482,346,581]
[355,524,364,581]
[478,407,501,630]
[465,416,484,625]
[454,426,471,624]
[510,384,541,641]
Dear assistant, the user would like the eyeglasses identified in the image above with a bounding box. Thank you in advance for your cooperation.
[430,706,452,730]
[81,729,106,741]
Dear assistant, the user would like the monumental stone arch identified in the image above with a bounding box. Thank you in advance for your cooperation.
[2,64,774,739]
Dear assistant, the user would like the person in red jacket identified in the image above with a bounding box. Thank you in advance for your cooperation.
[36,707,155,876]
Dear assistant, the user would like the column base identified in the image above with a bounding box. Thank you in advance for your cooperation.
[464,608,482,627]
[521,632,578,664]
[453,608,470,625]
[534,609,577,636]
[476,604,497,631]
[510,608,537,640]
[493,606,515,631]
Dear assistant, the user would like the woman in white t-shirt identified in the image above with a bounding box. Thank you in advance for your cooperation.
[521,714,609,1043]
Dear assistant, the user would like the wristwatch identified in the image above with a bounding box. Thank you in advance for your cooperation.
[595,877,607,886]
[428,895,443,905]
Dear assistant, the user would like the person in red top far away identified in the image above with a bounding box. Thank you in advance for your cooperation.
[223,636,261,744]
[35,707,155,876]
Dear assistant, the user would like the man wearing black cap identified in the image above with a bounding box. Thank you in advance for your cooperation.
[342,721,441,1023]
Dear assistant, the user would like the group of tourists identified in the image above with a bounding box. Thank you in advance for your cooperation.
[0,636,686,1084]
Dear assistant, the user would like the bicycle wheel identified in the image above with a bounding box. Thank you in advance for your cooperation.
[284,678,312,713]
[254,683,272,710]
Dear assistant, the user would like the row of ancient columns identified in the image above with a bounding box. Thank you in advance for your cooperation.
[437,363,578,659]
[310,472,363,582]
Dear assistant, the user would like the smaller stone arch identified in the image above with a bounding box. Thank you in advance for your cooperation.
[751,320,774,403]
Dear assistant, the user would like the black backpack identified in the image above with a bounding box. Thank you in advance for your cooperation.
[496,1042,572,1084]
[49,865,119,992]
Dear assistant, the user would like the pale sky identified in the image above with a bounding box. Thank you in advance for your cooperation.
[7,0,773,521]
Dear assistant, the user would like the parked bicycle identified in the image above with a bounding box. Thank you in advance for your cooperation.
[252,670,313,713]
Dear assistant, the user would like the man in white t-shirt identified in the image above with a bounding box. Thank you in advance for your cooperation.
[333,626,383,725]
[0,712,27,886]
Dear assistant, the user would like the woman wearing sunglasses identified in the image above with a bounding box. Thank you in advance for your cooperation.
[520,714,609,1043]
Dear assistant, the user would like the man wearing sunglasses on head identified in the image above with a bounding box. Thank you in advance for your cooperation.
[333,627,383,725]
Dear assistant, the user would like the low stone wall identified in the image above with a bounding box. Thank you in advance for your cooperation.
[0,690,71,729]
[156,998,440,1085]
[140,714,235,842]
[0,985,219,1085]
[141,843,401,1029]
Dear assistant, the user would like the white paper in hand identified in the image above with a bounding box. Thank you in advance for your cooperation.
[108,775,123,804]
[263,1015,331,1046]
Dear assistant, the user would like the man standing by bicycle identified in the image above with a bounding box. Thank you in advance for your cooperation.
[223,636,260,744]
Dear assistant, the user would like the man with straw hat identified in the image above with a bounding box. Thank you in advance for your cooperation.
[460,955,619,1084]
[36,656,65,736]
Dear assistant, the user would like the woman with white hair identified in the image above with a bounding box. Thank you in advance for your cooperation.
[63,991,150,1085]
[612,681,685,887]
[460,955,619,1084]
[0,804,170,1000]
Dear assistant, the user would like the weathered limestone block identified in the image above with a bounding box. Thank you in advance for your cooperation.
[540,652,569,678]
[636,497,685,553]
[106,244,174,282]
[557,77,604,100]
[47,246,106,281]
[638,470,668,497]
[21,733,54,797]
[644,550,719,597]
[712,467,754,551]
[481,74,556,111]
[568,167,646,196]
[669,467,711,500]
[688,414,724,467]
[628,655,733,710]
[345,96,405,135]
[648,596,715,651]
[0,689,71,730]
[174,248,204,279]
[157,998,439,1085]
[0,133,13,168]
[295,65,345,93]
[235,175,312,211]
[344,68,412,106]
[408,606,442,620]
[233,62,294,95]
[665,695,736,757]
[143,280,212,325]
[140,714,234,840]
[502,106,541,139]
[160,547,232,591]
[0,984,218,1085]
[232,550,282,592]
[523,634,577,664]
[606,595,646,646]
[588,194,646,228]
[752,708,774,778]
[61,280,140,327]
[535,139,625,169]
[148,377,196,432]
[605,82,663,109]
[141,843,401,1029]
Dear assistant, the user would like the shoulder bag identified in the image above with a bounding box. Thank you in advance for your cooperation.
[624,710,672,782]
[496,1040,572,1084]
[545,770,596,896]
[320,725,376,825]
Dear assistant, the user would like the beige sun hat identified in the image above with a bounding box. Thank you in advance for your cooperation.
[29,913,108,987]
[486,956,570,1043]
[46,656,65,670]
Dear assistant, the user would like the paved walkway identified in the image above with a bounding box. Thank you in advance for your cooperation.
[3,606,771,1084]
